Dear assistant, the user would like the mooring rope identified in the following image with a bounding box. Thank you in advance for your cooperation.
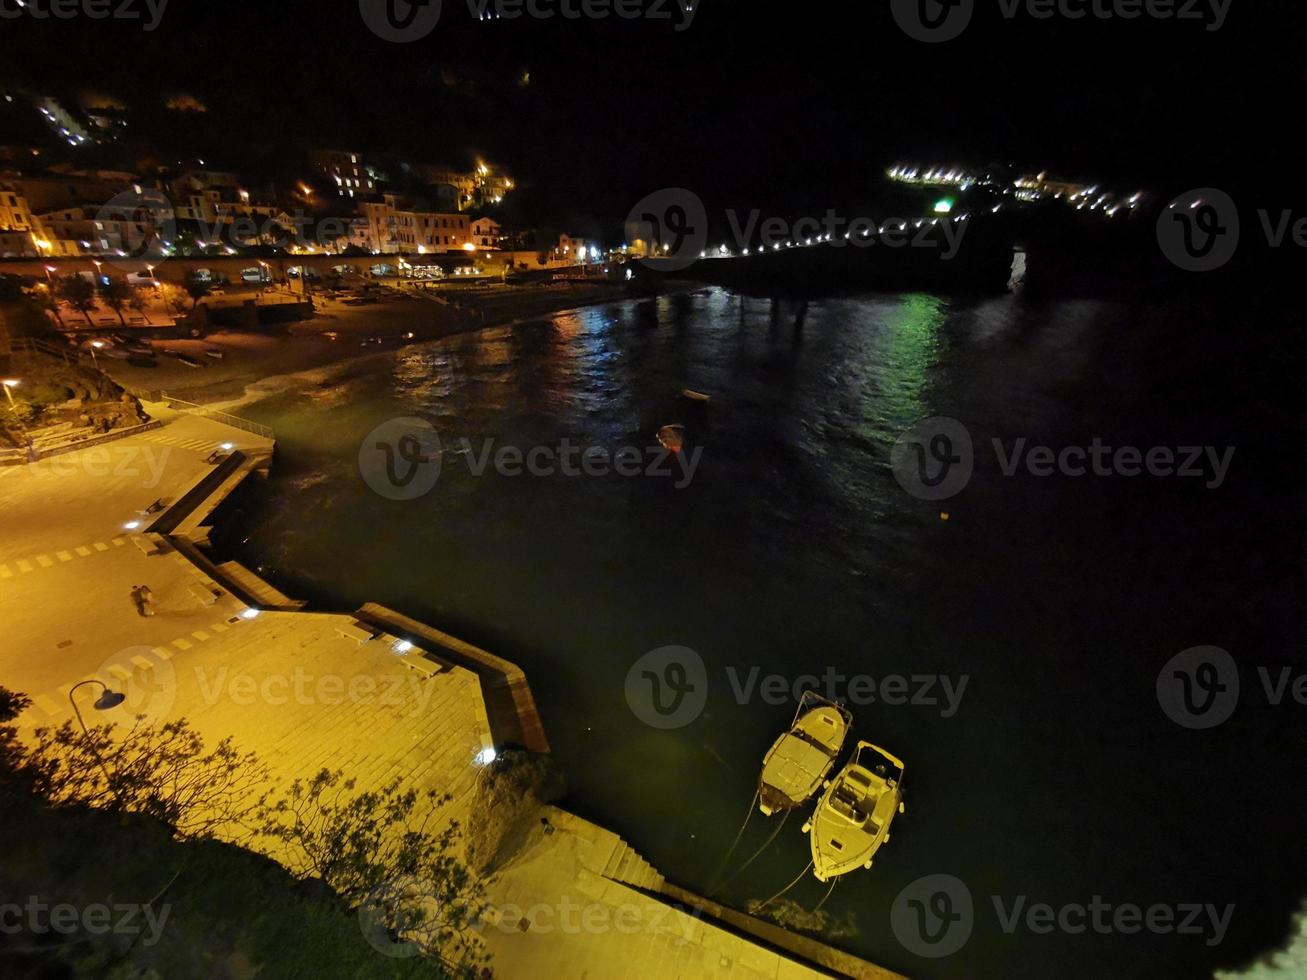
[812,876,838,913]
[710,810,790,896]
[706,789,760,893]
[754,859,815,914]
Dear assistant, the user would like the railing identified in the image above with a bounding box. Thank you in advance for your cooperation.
[159,395,275,440]
[10,336,76,364]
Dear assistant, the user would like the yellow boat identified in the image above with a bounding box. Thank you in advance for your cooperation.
[804,741,906,881]
[757,693,852,816]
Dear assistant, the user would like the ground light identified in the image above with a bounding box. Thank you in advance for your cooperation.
[934,197,955,214]
[474,747,497,767]
[241,608,260,619]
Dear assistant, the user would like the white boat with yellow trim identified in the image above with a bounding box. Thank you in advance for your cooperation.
[757,692,852,816]
[804,741,905,882]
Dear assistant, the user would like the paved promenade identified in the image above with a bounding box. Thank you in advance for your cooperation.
[0,408,896,979]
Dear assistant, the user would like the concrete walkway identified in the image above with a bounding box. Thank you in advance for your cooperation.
[0,409,896,979]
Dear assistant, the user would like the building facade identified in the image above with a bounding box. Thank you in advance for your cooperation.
[364,195,470,254]
[310,149,375,198]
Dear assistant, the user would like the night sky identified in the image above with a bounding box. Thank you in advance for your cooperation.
[2,0,1302,233]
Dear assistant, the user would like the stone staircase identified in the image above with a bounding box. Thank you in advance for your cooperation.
[600,835,665,893]
[543,807,664,893]
[216,560,306,610]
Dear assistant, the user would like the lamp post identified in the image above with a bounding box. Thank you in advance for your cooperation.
[44,264,55,287]
[1,379,17,410]
[89,341,104,370]
[68,679,126,802]
[92,259,103,283]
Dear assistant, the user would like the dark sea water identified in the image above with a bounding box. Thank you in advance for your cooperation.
[222,288,1305,979]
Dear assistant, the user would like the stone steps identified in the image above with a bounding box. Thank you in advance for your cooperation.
[216,560,306,610]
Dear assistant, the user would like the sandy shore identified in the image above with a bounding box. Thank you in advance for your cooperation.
[104,281,634,406]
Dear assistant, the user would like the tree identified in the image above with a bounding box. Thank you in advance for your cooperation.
[56,273,97,326]
[3,713,490,976]
[257,770,489,976]
[18,718,270,839]
[32,283,65,328]
[98,276,134,325]
[127,283,152,323]
[158,282,191,317]
[183,271,211,309]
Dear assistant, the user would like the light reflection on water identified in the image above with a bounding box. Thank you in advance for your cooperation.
[227,288,1292,978]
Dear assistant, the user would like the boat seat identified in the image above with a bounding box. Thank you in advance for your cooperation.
[870,789,898,829]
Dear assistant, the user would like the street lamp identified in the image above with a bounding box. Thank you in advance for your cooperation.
[89,340,104,370]
[92,259,103,282]
[68,679,126,801]
[1,379,18,409]
[44,265,55,286]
